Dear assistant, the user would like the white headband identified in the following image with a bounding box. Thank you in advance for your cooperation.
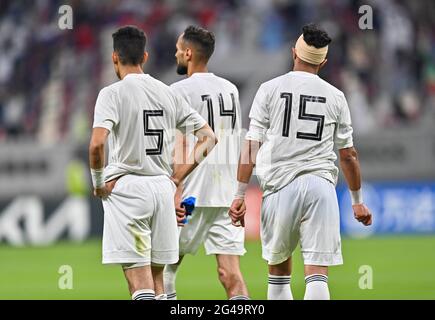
[295,34,328,65]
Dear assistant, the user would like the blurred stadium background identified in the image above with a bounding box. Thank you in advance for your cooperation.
[0,0,434,299]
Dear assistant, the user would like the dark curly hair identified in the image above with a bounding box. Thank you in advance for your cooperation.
[182,25,215,62]
[302,23,331,48]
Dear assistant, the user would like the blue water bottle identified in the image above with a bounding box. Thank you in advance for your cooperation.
[181,196,196,224]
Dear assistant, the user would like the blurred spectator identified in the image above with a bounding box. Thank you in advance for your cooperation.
[0,0,433,144]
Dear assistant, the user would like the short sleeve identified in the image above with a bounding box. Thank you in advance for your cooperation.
[92,87,118,132]
[172,89,207,134]
[245,84,270,142]
[334,93,354,149]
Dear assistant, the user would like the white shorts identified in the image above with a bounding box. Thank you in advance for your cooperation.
[102,174,179,266]
[261,174,343,266]
[179,207,246,256]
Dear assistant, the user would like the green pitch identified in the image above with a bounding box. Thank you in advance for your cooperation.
[0,236,434,299]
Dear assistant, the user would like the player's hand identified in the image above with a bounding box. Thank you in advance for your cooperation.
[93,178,118,199]
[229,198,246,227]
[105,178,118,193]
[353,204,372,226]
[94,186,109,199]
[174,188,186,227]
[176,207,186,226]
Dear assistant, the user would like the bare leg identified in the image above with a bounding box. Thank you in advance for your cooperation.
[123,265,155,299]
[216,254,249,299]
[152,265,165,296]
[304,265,328,277]
[268,258,291,276]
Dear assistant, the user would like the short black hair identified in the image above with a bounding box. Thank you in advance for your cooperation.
[302,23,331,48]
[112,26,146,65]
[182,25,215,62]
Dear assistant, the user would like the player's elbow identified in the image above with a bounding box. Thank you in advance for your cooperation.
[194,124,218,158]
[89,140,104,156]
[208,131,218,150]
[201,124,218,146]
[339,147,358,163]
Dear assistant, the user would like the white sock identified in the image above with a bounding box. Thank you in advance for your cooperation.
[304,274,330,300]
[267,274,293,300]
[154,293,167,300]
[163,264,178,300]
[229,295,250,300]
[132,289,155,300]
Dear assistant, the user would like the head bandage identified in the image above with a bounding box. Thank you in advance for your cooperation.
[295,34,328,65]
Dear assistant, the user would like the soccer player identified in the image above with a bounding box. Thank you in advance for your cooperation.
[89,26,216,300]
[229,24,373,300]
[163,26,249,300]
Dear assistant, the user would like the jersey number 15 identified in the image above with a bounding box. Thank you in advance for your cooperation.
[281,93,325,141]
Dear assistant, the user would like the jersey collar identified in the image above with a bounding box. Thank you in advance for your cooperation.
[290,71,319,77]
[191,72,215,77]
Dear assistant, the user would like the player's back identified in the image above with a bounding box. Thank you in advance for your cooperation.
[171,73,242,207]
[94,73,201,182]
[249,71,353,197]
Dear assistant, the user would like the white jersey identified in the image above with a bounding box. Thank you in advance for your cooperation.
[246,71,354,197]
[93,73,206,182]
[171,73,242,207]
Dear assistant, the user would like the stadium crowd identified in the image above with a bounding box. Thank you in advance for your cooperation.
[0,0,434,143]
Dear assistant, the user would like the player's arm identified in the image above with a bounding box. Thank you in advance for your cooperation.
[237,140,261,183]
[89,127,111,199]
[335,92,372,226]
[171,123,217,186]
[339,147,372,226]
[229,139,261,227]
[339,147,361,191]
[89,87,119,199]
[229,84,269,227]
[171,86,217,187]
[173,130,189,226]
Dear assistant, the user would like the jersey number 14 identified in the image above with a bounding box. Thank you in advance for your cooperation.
[201,93,236,132]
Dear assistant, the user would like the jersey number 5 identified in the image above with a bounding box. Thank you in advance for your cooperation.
[201,93,236,132]
[281,93,325,141]
[143,110,164,155]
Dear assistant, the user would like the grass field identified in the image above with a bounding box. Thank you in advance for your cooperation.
[0,235,434,300]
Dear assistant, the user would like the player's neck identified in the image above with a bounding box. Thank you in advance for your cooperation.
[187,64,208,77]
[293,64,319,75]
[119,65,144,80]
